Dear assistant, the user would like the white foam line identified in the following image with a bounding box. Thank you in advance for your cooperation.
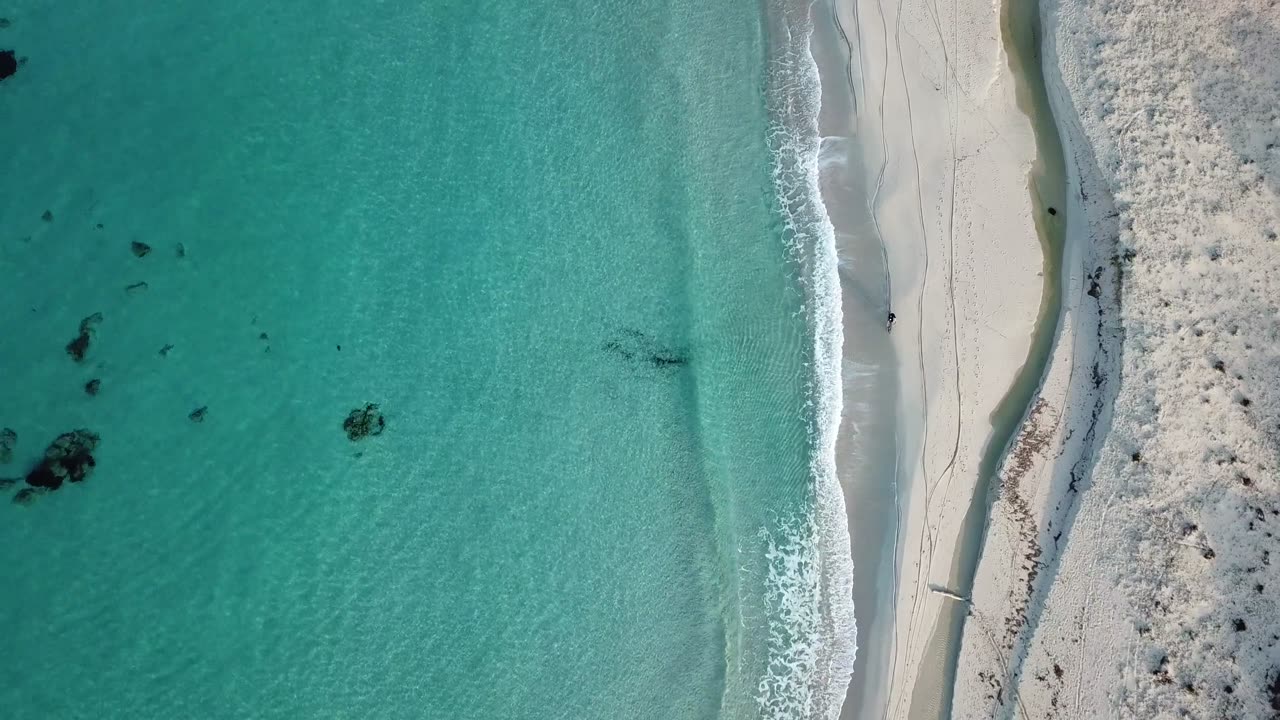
[755,1,858,718]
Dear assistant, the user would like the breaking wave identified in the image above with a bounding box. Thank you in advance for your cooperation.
[752,1,858,718]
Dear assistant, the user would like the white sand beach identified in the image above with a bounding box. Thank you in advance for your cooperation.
[815,0,1055,717]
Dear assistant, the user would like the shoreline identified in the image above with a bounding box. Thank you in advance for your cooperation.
[810,2,902,717]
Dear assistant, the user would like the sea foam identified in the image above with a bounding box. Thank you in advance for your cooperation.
[755,0,859,718]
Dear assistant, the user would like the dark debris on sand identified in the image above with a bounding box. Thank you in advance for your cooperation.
[343,403,386,441]
[24,429,99,491]
[65,312,103,363]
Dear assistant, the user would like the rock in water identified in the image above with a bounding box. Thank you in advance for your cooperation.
[343,403,386,441]
[189,406,207,423]
[0,51,16,81]
[0,427,15,464]
[84,378,101,396]
[25,430,100,490]
[130,241,152,257]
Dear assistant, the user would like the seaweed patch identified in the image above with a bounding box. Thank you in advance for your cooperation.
[22,430,99,492]
[602,328,689,371]
[66,313,103,362]
[343,403,386,441]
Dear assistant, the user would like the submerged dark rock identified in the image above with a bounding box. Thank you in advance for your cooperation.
[40,208,53,222]
[188,406,207,423]
[175,243,186,258]
[0,50,16,81]
[130,241,151,257]
[24,429,100,490]
[0,427,15,464]
[66,312,103,362]
[343,403,386,441]
[125,281,148,295]
[84,378,101,396]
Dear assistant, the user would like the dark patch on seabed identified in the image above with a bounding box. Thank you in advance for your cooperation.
[8,430,101,505]
[602,329,689,371]
[0,49,17,82]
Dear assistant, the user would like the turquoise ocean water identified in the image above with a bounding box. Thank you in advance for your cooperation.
[0,1,853,718]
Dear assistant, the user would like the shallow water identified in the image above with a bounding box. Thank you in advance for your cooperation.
[0,2,853,718]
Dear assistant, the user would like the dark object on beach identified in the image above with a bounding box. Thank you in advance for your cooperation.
[66,312,103,362]
[125,281,148,295]
[1048,207,1057,216]
[886,312,897,332]
[158,343,174,357]
[343,403,386,441]
[0,50,15,80]
[175,242,185,258]
[131,241,152,258]
[602,329,689,371]
[24,429,100,490]
[40,208,53,222]
[188,406,208,423]
[84,378,101,396]
[13,487,46,506]
[0,427,16,464]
